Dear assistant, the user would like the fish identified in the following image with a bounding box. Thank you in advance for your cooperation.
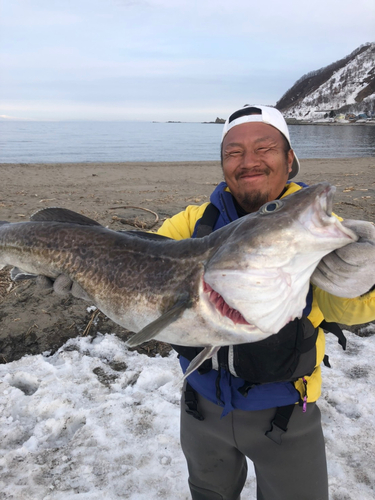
[0,183,358,376]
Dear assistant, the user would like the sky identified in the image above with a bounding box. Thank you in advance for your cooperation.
[0,0,375,122]
[1,326,375,498]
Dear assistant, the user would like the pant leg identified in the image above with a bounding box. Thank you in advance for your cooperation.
[180,386,328,500]
[233,403,329,500]
[180,389,246,500]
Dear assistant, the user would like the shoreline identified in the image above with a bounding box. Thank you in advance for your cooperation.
[286,120,375,126]
[1,156,375,166]
[2,119,375,125]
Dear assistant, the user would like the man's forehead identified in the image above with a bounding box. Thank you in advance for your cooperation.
[224,136,278,148]
[223,122,283,145]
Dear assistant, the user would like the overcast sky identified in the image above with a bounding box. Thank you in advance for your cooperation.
[1,0,374,121]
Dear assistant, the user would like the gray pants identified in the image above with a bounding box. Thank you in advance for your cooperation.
[180,389,328,500]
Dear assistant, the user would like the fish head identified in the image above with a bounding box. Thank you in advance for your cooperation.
[202,182,358,335]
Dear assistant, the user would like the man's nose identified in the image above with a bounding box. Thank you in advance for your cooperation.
[243,149,261,167]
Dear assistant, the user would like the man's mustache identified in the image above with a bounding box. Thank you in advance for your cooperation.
[235,167,271,180]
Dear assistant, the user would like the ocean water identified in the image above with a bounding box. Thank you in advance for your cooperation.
[0,120,375,163]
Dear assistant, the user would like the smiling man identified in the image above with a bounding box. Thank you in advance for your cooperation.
[32,105,375,500]
[221,107,296,213]
[156,104,375,500]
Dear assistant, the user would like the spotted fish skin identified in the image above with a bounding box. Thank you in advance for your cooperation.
[0,183,357,354]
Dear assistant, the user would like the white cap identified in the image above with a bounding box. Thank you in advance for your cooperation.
[222,105,300,179]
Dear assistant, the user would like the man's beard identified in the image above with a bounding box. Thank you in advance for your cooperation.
[233,161,290,213]
[237,190,270,213]
[234,167,271,213]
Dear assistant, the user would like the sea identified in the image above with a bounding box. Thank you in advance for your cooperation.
[0,121,375,163]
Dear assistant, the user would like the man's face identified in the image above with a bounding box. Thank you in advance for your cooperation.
[221,122,294,213]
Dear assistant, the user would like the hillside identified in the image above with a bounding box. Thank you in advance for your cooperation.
[276,43,375,121]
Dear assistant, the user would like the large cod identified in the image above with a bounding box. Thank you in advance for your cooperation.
[0,183,357,372]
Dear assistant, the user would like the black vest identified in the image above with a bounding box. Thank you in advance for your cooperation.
[172,202,346,386]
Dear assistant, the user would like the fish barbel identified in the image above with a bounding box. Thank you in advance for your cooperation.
[0,183,357,373]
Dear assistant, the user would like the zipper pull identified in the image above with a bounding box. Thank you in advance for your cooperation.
[302,377,308,413]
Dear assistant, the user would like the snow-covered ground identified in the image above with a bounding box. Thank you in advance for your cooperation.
[1,326,375,499]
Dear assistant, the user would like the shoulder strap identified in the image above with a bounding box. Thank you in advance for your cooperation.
[265,404,296,445]
[184,382,205,420]
[195,203,220,238]
[320,320,347,350]
[320,320,347,369]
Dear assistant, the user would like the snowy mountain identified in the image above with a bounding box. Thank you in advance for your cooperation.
[276,43,375,121]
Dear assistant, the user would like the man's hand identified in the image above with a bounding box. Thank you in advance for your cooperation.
[311,220,375,298]
[36,274,91,301]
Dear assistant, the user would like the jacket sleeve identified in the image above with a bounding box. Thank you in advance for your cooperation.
[156,203,209,240]
[313,286,375,325]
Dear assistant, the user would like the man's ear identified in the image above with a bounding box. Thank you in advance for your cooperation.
[287,149,295,173]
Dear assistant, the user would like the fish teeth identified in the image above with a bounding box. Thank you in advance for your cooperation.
[203,278,249,325]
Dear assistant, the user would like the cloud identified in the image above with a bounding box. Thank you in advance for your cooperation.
[0,2,80,28]
[1,0,374,120]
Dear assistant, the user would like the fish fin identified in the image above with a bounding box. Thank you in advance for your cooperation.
[30,208,102,226]
[10,267,38,281]
[120,230,172,242]
[183,346,220,379]
[126,298,190,347]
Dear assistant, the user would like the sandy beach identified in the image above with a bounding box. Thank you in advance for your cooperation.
[1,158,375,224]
[0,158,374,363]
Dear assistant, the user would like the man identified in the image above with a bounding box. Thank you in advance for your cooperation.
[39,105,375,500]
[154,105,375,500]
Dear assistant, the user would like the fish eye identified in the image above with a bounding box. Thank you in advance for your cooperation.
[258,200,284,214]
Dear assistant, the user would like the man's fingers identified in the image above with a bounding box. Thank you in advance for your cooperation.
[71,282,91,301]
[341,219,375,241]
[36,275,55,290]
[34,274,91,301]
[53,275,74,296]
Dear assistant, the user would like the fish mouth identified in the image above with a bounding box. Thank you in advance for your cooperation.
[311,183,334,220]
[320,183,338,219]
[203,279,250,325]
[321,184,333,215]
[313,185,335,226]
[305,184,357,241]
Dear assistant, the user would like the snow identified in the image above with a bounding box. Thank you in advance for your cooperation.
[1,327,375,499]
